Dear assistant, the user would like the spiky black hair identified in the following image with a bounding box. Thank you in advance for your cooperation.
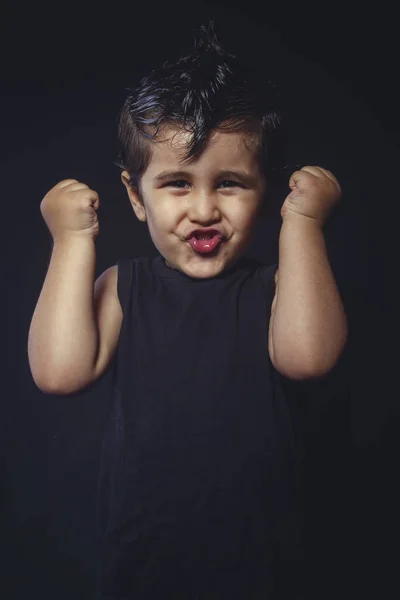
[117,21,284,190]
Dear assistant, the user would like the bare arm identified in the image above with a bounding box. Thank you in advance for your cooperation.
[28,236,100,394]
[268,216,348,379]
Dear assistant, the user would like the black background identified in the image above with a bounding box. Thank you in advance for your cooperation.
[1,1,396,598]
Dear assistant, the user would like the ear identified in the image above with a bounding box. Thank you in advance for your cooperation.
[121,171,147,222]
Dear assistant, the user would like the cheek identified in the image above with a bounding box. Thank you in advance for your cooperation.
[227,198,261,230]
[146,197,179,232]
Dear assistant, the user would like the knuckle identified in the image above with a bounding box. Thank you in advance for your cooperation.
[59,178,79,186]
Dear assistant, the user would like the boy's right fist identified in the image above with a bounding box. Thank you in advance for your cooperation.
[40,179,100,241]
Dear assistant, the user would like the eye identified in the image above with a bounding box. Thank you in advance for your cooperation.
[163,179,243,189]
[219,180,243,188]
[165,180,190,188]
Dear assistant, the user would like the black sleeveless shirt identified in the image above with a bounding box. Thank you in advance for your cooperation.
[96,254,305,599]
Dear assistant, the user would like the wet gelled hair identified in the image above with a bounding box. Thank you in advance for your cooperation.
[116,21,285,194]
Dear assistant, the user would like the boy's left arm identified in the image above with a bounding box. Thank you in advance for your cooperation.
[268,166,348,380]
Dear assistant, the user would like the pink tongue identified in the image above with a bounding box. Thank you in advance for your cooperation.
[189,234,221,253]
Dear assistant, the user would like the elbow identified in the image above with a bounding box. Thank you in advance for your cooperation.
[270,310,349,380]
[28,351,96,396]
[30,370,88,396]
[271,357,325,381]
[270,331,348,381]
[271,340,348,381]
[31,375,75,396]
[271,357,334,381]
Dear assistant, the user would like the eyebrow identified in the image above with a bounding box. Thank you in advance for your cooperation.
[153,169,257,186]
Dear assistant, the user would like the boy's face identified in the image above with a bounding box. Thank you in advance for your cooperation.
[122,125,266,279]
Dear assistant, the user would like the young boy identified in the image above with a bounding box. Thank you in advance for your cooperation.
[28,22,347,600]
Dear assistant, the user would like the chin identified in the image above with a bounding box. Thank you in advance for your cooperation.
[173,253,235,279]
[163,237,247,279]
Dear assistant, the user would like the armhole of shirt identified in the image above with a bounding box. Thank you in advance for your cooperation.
[116,258,133,313]
[258,263,278,309]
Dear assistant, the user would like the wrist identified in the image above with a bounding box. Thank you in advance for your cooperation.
[281,212,324,231]
[52,232,97,246]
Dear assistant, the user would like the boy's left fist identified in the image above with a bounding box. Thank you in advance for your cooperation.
[281,166,342,227]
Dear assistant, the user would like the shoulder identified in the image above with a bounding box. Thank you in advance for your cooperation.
[95,264,118,288]
[256,262,279,288]
[94,265,120,309]
[92,265,123,381]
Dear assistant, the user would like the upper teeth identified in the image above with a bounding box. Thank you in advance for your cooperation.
[197,233,214,240]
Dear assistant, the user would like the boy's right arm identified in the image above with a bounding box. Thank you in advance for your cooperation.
[28,236,122,395]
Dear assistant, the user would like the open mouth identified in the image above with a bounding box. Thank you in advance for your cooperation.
[187,233,223,255]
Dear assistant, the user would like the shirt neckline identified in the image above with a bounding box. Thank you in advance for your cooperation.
[151,253,257,281]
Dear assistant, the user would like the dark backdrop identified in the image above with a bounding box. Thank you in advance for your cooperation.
[1,2,395,599]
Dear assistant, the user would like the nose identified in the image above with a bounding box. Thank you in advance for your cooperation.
[186,191,221,224]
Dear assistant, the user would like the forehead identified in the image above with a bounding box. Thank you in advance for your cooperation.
[145,126,260,175]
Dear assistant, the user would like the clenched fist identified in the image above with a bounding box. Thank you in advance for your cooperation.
[40,179,100,241]
[281,166,342,227]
